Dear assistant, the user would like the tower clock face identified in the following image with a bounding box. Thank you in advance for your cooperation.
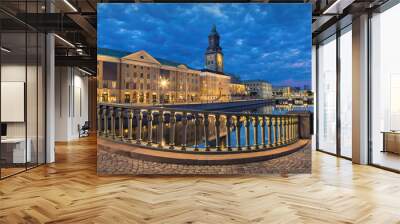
[217,54,223,66]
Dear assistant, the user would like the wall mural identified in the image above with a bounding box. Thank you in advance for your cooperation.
[97,3,313,175]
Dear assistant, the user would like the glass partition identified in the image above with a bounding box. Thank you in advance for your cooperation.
[0,2,46,179]
[0,30,28,177]
[317,35,337,154]
[339,26,352,158]
[370,3,400,171]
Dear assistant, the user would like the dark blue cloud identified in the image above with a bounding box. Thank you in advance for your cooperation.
[98,3,311,88]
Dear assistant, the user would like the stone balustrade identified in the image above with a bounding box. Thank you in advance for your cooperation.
[97,103,301,153]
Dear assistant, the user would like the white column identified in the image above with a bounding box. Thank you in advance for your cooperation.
[54,67,71,141]
[352,14,369,164]
[312,45,317,151]
[46,32,55,163]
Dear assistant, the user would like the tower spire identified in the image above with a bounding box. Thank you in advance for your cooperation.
[205,24,223,72]
[210,24,218,35]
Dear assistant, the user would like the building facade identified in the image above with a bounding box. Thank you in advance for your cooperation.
[273,86,292,97]
[98,49,201,105]
[230,83,249,98]
[244,80,273,99]
[200,70,231,102]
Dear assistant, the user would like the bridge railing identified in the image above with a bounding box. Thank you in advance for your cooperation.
[97,103,301,153]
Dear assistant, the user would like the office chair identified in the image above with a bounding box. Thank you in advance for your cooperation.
[79,121,90,138]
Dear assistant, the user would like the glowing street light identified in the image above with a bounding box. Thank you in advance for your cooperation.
[160,79,168,88]
[159,78,169,105]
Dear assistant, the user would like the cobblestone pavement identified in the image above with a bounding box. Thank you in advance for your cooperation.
[97,144,311,175]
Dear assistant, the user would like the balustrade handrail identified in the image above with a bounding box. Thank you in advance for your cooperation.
[98,102,298,118]
[97,102,301,153]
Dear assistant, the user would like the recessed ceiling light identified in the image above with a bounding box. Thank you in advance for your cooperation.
[54,34,75,48]
[78,68,92,76]
[322,0,355,15]
[63,0,78,12]
[1,47,11,53]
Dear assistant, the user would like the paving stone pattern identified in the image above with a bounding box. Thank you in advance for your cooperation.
[97,145,311,175]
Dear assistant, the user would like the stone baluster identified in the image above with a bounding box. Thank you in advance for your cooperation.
[127,109,133,141]
[215,114,221,151]
[245,115,251,150]
[117,108,123,140]
[277,117,282,146]
[282,117,286,144]
[97,106,102,136]
[295,117,299,139]
[181,112,188,151]
[169,111,176,150]
[226,115,232,151]
[261,116,266,149]
[292,117,296,140]
[204,113,210,151]
[281,117,285,145]
[287,117,291,143]
[253,116,259,149]
[292,117,295,140]
[290,117,294,142]
[147,109,153,146]
[194,113,200,151]
[103,106,108,137]
[235,115,242,151]
[272,117,277,147]
[135,109,142,144]
[110,107,116,139]
[158,110,164,147]
[267,116,272,148]
[281,117,286,144]
[286,117,290,143]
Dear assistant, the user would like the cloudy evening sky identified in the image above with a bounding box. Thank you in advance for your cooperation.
[98,3,311,88]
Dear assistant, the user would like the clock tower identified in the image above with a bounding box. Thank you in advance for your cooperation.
[205,25,224,73]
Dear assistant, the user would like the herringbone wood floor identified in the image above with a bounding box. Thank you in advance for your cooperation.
[1,136,400,224]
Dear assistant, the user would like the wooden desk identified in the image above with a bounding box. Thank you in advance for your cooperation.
[382,131,400,154]
[1,138,31,163]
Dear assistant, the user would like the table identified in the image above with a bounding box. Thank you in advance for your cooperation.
[382,131,400,154]
[1,138,31,163]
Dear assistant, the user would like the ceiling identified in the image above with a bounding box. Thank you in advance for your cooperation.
[0,0,393,74]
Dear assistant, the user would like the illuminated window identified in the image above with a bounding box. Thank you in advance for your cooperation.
[111,81,117,89]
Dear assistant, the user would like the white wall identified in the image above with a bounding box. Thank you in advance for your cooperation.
[55,67,89,141]
[1,63,46,164]
[1,64,27,139]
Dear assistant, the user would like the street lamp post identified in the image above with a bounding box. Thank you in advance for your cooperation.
[159,78,168,106]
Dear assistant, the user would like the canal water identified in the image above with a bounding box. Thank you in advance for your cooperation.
[124,104,313,149]
[222,104,314,114]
